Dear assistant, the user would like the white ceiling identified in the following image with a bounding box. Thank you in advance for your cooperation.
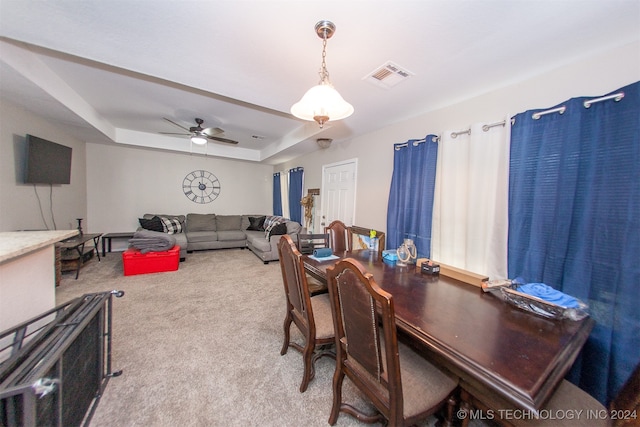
[1,1,638,165]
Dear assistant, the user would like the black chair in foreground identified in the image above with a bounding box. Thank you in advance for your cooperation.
[326,258,458,426]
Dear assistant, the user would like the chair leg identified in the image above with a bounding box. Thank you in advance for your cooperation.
[441,393,457,427]
[280,311,292,356]
[299,339,315,392]
[328,366,345,425]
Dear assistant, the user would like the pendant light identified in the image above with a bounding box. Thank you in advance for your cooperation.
[291,20,354,128]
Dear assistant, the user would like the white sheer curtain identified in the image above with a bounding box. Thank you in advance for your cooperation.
[431,119,510,279]
[279,172,290,218]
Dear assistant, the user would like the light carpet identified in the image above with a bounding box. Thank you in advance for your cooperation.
[55,248,466,427]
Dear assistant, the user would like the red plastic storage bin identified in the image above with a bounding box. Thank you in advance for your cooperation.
[122,245,180,276]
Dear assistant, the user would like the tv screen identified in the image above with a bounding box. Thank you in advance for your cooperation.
[25,134,72,184]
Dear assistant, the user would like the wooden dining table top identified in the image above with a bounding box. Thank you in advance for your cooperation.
[303,249,595,414]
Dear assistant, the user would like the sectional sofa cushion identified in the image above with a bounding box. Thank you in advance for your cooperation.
[217,230,247,241]
[186,231,219,243]
[216,215,242,231]
[186,213,216,232]
[245,230,272,252]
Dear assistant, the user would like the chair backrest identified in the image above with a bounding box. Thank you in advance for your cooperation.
[277,235,315,331]
[327,258,403,420]
[349,226,386,256]
[296,233,330,255]
[324,220,350,252]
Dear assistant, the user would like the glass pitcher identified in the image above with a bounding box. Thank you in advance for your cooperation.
[396,238,417,266]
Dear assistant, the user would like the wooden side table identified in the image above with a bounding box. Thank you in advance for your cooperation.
[58,233,102,279]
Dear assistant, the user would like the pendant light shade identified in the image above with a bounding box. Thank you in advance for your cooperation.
[291,82,354,128]
[291,20,353,128]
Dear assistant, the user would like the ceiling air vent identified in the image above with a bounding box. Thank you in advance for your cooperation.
[363,61,414,89]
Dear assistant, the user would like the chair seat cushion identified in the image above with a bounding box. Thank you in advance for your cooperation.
[512,380,607,427]
[398,341,458,418]
[310,293,334,340]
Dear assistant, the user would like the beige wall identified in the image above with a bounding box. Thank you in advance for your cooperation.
[85,142,274,235]
[0,101,87,232]
[277,40,640,233]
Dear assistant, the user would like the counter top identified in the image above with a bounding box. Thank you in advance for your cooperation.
[0,230,79,264]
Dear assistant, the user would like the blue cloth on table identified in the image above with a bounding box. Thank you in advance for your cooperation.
[313,247,333,258]
[308,254,339,262]
[517,282,580,308]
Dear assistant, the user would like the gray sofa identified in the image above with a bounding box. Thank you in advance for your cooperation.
[139,213,301,263]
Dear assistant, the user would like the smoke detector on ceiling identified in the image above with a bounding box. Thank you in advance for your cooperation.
[363,61,414,89]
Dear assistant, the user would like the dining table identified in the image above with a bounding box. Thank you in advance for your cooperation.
[303,249,595,420]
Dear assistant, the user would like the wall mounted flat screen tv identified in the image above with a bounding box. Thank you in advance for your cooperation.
[25,134,72,184]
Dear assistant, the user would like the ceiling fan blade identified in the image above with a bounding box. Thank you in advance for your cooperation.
[207,135,239,145]
[163,117,190,132]
[159,132,190,136]
[202,127,224,137]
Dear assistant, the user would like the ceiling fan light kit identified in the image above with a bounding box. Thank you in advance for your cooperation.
[291,20,354,128]
[190,134,208,145]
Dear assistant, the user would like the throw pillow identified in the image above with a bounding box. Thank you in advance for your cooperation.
[264,219,281,239]
[139,216,164,232]
[267,222,287,238]
[247,216,266,231]
[159,216,183,235]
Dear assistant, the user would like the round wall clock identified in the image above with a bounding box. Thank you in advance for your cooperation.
[182,170,221,204]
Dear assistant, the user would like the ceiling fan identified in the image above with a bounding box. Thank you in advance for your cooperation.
[160,117,239,145]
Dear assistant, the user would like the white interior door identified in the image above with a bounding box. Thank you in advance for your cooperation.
[318,159,357,232]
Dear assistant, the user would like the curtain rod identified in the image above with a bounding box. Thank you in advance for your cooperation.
[482,120,506,131]
[584,92,624,108]
[394,138,430,150]
[395,117,508,148]
[531,92,624,121]
[532,106,566,120]
[451,128,471,138]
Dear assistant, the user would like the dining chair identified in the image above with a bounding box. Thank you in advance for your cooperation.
[296,232,331,295]
[349,225,386,257]
[326,258,458,427]
[277,235,335,392]
[296,232,330,255]
[461,361,640,427]
[324,220,350,252]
